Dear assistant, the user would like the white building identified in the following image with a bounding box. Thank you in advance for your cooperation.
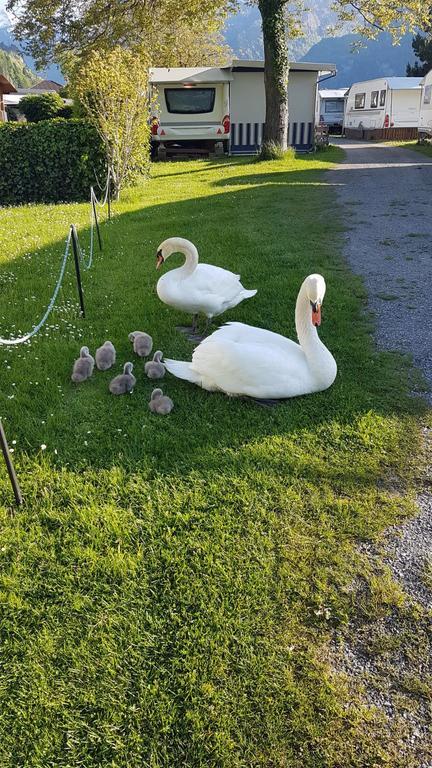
[419,68,432,140]
[344,77,422,139]
[150,59,336,156]
[316,88,348,133]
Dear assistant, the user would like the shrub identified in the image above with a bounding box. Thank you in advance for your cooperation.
[0,118,106,204]
[259,140,296,161]
[19,92,66,122]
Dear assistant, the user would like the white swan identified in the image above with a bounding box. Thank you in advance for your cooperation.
[164,274,337,401]
[156,237,257,338]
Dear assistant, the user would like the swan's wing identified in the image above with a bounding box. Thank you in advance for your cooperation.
[201,322,300,355]
[191,338,310,399]
[189,265,252,300]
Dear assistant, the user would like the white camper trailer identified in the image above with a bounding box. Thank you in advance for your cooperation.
[316,88,348,133]
[150,59,336,156]
[344,77,422,140]
[419,68,432,140]
[150,67,231,156]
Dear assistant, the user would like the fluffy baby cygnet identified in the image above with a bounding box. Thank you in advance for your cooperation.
[148,388,174,415]
[71,346,95,383]
[109,362,136,395]
[129,331,153,357]
[144,350,165,380]
[95,340,116,371]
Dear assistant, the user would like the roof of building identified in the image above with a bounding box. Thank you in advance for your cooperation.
[319,88,349,98]
[319,88,349,99]
[31,79,63,92]
[150,67,232,84]
[386,77,422,90]
[150,60,337,84]
[0,73,17,94]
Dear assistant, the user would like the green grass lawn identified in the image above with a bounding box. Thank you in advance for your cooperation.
[386,139,432,158]
[0,149,426,767]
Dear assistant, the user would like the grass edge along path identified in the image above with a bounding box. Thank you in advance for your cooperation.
[0,148,428,767]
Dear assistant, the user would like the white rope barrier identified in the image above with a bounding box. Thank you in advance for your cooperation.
[0,167,112,347]
[0,228,72,346]
[91,167,111,208]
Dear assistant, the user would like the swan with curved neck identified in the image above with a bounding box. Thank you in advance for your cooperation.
[164,274,337,401]
[156,237,257,339]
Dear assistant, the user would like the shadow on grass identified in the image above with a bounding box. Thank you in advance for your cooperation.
[0,156,425,482]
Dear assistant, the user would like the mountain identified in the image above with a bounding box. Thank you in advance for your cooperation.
[0,43,37,87]
[302,32,417,87]
[224,2,341,61]
[0,0,63,82]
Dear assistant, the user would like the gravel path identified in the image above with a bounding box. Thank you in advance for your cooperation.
[329,139,432,397]
[328,140,432,767]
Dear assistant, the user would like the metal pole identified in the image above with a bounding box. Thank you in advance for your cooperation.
[0,419,23,507]
[107,169,111,221]
[71,225,86,318]
[92,191,103,251]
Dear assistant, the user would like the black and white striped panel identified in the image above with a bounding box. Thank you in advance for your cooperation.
[231,121,314,153]
[231,122,265,151]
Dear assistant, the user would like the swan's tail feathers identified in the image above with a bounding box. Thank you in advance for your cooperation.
[241,288,257,300]
[164,359,201,384]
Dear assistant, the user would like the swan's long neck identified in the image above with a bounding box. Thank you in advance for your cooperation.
[295,283,336,387]
[175,242,198,277]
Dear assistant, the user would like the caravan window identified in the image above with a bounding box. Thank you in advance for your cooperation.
[324,99,342,113]
[354,93,366,109]
[379,89,386,106]
[165,88,216,114]
[424,85,432,105]
[370,91,379,108]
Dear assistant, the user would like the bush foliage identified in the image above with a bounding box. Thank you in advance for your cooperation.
[0,118,106,204]
[19,92,66,122]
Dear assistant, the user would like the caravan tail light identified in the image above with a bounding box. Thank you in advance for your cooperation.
[222,114,230,134]
[151,116,159,136]
[384,113,390,128]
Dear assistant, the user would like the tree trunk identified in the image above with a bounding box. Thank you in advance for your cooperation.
[258,0,289,148]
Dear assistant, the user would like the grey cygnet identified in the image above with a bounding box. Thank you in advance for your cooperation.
[144,350,165,379]
[129,331,153,357]
[71,346,95,383]
[95,340,116,371]
[109,362,136,394]
[148,388,174,415]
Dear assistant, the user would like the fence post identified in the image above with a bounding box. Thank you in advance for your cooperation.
[107,169,112,221]
[91,190,103,251]
[0,419,23,507]
[71,225,86,318]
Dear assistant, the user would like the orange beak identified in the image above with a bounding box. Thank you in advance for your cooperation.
[311,302,321,327]
[156,250,164,270]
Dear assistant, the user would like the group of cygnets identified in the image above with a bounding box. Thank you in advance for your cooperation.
[71,331,174,415]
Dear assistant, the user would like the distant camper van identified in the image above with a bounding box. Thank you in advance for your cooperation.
[344,77,422,139]
[419,68,432,140]
[316,88,348,133]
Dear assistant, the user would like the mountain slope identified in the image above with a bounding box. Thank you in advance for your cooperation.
[0,0,63,82]
[0,43,37,87]
[302,32,417,88]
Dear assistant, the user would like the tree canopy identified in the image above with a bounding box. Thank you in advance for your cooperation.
[7,0,235,68]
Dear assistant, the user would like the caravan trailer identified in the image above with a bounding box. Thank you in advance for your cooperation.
[316,88,348,133]
[150,59,336,156]
[419,68,432,140]
[344,77,422,140]
[150,67,231,156]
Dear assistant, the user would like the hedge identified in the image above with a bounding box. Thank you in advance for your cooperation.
[0,118,106,204]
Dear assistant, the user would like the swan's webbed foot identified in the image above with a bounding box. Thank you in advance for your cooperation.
[187,318,212,343]
[176,314,198,337]
[249,397,282,408]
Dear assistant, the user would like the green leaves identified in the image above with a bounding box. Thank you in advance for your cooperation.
[0,119,106,204]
